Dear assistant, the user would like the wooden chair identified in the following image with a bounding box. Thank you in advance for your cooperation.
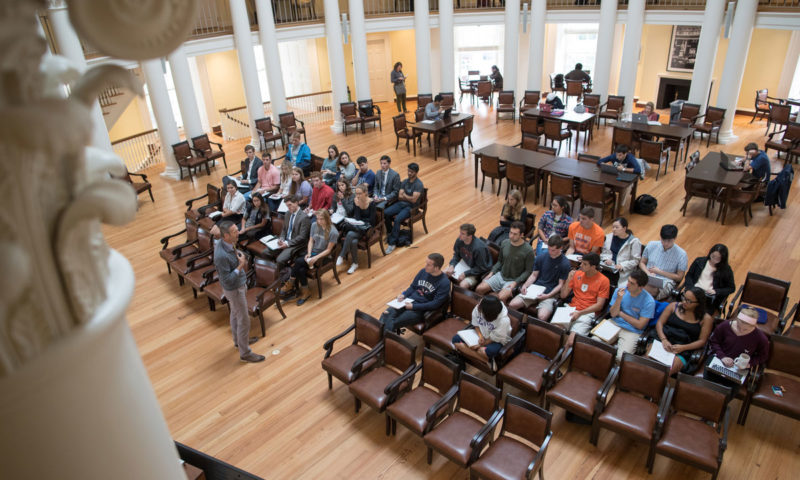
[191,134,226,170]
[693,107,726,147]
[457,310,526,374]
[417,93,433,110]
[583,93,601,115]
[340,102,363,136]
[639,139,670,180]
[479,154,506,196]
[122,170,154,202]
[519,135,539,152]
[726,271,791,335]
[680,153,721,218]
[475,81,493,104]
[422,286,481,354]
[751,89,778,124]
[393,113,421,155]
[440,92,455,109]
[463,115,474,149]
[349,332,417,416]
[565,79,583,106]
[549,172,576,210]
[459,79,474,105]
[505,161,536,203]
[611,126,639,156]
[358,99,382,133]
[783,302,800,341]
[496,90,516,122]
[767,103,792,135]
[159,218,199,275]
[543,119,571,155]
[580,179,615,226]
[469,395,553,480]
[438,123,467,161]
[400,187,429,242]
[577,153,600,163]
[254,116,283,151]
[175,228,215,291]
[598,95,625,127]
[519,90,540,112]
[717,180,764,226]
[278,111,306,145]
[172,140,211,180]
[167,227,212,285]
[764,123,800,161]
[652,374,732,480]
[737,334,800,425]
[520,115,543,144]
[306,244,341,299]
[678,102,702,125]
[246,212,283,258]
[321,310,384,390]
[357,208,386,268]
[184,183,222,223]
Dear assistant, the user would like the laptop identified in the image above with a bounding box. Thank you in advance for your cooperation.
[616,171,638,182]
[443,107,453,119]
[631,113,649,125]
[719,152,744,171]
[647,275,664,289]
[599,163,619,175]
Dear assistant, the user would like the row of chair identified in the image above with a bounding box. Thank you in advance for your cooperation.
[171,134,227,181]
[340,100,382,136]
[254,112,307,152]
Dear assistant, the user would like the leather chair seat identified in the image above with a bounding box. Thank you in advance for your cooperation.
[423,317,468,352]
[321,344,371,385]
[169,255,199,277]
[598,392,658,442]
[185,265,211,290]
[247,241,271,258]
[497,105,515,113]
[546,372,602,417]
[386,387,443,436]
[470,436,537,480]
[246,287,271,314]
[656,414,719,471]
[750,372,800,417]
[348,367,400,410]
[160,245,197,264]
[197,217,215,231]
[423,411,484,466]
[498,353,550,393]
[203,281,227,305]
[764,139,790,151]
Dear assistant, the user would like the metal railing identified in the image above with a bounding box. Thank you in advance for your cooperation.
[452,0,504,10]
[111,129,163,172]
[365,0,414,16]
[219,90,333,141]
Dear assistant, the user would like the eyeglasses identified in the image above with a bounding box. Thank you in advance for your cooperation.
[680,294,698,304]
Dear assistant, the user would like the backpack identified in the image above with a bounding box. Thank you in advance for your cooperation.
[396,229,412,247]
[633,194,657,215]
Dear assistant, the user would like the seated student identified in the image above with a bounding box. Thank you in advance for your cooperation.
[321,145,340,186]
[684,243,735,314]
[563,253,611,346]
[329,178,355,223]
[488,189,527,245]
[373,155,401,208]
[381,253,451,332]
[640,224,688,300]
[289,167,313,208]
[248,152,280,201]
[707,308,769,370]
[600,217,642,288]
[639,101,659,122]
[597,144,642,175]
[351,156,375,196]
[425,94,444,120]
[337,151,357,184]
[604,269,655,361]
[443,223,493,290]
[267,160,294,212]
[336,184,376,275]
[509,235,571,321]
[452,295,511,371]
[285,132,311,176]
[564,63,591,84]
[489,65,503,90]
[239,144,262,192]
[476,221,535,303]
[220,181,246,225]
[534,196,572,256]
[743,142,771,183]
[239,192,270,242]
[566,207,604,256]
[285,209,339,306]
[308,172,334,215]
[384,163,424,254]
[274,195,311,271]
[544,92,564,110]
[653,287,713,375]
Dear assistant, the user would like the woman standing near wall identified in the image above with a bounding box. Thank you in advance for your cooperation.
[391,62,407,113]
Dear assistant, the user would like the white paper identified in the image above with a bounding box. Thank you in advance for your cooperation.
[331,212,345,224]
[259,234,276,245]
[647,120,661,126]
[452,260,470,279]
[207,211,222,219]
[344,218,365,226]
[226,175,244,187]
[421,120,435,124]
[520,284,547,300]
[591,319,621,343]
[456,329,480,347]
[648,340,676,367]
[566,254,583,263]
[551,306,576,327]
[266,238,283,250]
[277,200,288,213]
[387,298,414,309]
[269,193,283,200]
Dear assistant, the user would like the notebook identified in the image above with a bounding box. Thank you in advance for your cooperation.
[456,329,480,347]
[520,284,547,300]
[591,319,621,344]
[452,260,470,279]
[647,340,676,367]
[551,306,576,328]
[387,298,414,309]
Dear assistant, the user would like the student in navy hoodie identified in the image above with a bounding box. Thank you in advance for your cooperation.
[381,253,451,332]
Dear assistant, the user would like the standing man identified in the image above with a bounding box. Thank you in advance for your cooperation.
[285,132,311,176]
[214,220,264,363]
[443,223,493,290]
[352,156,376,196]
[275,195,311,272]
[563,253,610,346]
[373,155,401,208]
[566,207,605,256]
[508,235,571,321]
[384,163,424,253]
[640,224,687,300]
[381,253,451,332]
[476,221,535,303]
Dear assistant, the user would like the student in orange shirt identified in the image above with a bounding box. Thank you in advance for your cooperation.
[560,253,610,347]
[566,207,604,256]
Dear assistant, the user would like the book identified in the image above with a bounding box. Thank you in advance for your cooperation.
[456,329,480,348]
[647,120,661,126]
[387,298,414,309]
[265,238,283,250]
[551,306,576,327]
[591,319,621,344]
[520,284,547,300]
[259,234,276,245]
[647,340,676,367]
[451,260,470,279]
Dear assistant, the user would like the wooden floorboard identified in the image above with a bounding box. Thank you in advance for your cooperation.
[105,99,800,479]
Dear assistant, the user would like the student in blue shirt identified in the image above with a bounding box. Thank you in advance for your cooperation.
[744,142,770,183]
[597,144,641,175]
[351,156,376,196]
[604,269,655,360]
[286,131,311,176]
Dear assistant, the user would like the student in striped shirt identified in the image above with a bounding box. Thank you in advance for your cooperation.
[639,224,688,300]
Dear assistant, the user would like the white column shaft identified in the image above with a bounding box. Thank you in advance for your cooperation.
[592,0,618,102]
[617,0,645,115]
[230,0,263,146]
[439,0,455,93]
[323,0,348,132]
[503,0,520,93]
[255,0,288,115]
[717,0,759,143]
[167,47,204,139]
[688,0,725,110]
[141,59,182,180]
[348,0,370,100]
[526,0,546,91]
[414,0,432,94]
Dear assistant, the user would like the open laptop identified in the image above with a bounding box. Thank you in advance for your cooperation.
[719,152,744,171]
[442,107,453,119]
[599,163,619,175]
[631,113,649,125]
[616,171,638,182]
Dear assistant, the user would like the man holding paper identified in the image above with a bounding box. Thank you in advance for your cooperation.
[275,195,311,271]
[508,235,571,321]
[381,253,451,332]
[451,295,512,371]
[604,269,655,360]
[443,223,492,290]
[562,253,610,345]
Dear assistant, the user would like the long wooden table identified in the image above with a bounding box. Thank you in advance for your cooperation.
[473,144,558,201]
[522,108,596,153]
[616,120,695,166]
[410,113,473,160]
[684,151,744,223]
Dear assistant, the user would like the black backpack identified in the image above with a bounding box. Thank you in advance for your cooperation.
[633,194,658,215]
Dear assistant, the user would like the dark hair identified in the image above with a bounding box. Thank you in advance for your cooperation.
[284,194,300,204]
[460,223,476,237]
[575,63,583,70]
[660,224,678,240]
[408,162,419,172]
[510,221,525,234]
[580,207,595,218]
[328,144,339,159]
[615,144,630,154]
[491,65,499,72]
[244,144,255,153]
[679,286,708,319]
[628,269,648,288]
[338,151,351,165]
[356,156,368,165]
[613,217,632,235]
[480,295,503,322]
[428,253,445,269]
[744,142,759,152]
[380,155,391,163]
[218,220,236,238]
[583,252,601,267]
[434,94,443,102]
[263,151,272,162]
[552,195,570,212]
[547,235,563,248]
[708,243,729,266]
[394,61,402,70]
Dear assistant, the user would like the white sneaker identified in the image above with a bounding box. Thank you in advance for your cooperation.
[347,263,358,274]
[336,256,344,266]
[385,244,395,254]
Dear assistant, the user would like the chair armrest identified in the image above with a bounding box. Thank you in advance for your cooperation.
[351,343,384,379]
[546,346,573,381]
[425,384,460,430]
[497,328,526,366]
[384,362,420,402]
[746,364,765,393]
[469,410,504,464]
[200,268,219,289]
[160,228,188,248]
[185,193,210,210]
[692,113,705,122]
[596,365,620,412]
[198,201,222,216]
[526,431,552,477]
[127,172,149,181]
[322,324,355,358]
[255,277,283,305]
[373,105,382,114]
[209,140,223,149]
[185,251,213,271]
[727,285,744,318]
[767,128,787,140]
[189,146,205,156]
[654,385,674,441]
[719,405,731,459]
[655,383,672,422]
[295,118,306,128]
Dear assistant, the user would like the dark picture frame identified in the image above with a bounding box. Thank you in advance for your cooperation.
[667,25,701,72]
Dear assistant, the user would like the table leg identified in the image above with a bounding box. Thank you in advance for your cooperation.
[474,153,479,188]
[628,180,638,215]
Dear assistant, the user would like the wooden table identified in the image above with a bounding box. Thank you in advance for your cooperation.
[616,120,695,166]
[540,157,639,217]
[522,108,596,153]
[473,143,558,201]
[684,152,744,222]
[410,113,473,160]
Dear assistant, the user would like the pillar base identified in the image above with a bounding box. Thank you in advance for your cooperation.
[716,130,739,145]
[160,165,182,181]
[330,120,343,134]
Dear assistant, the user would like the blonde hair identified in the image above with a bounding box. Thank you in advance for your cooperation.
[316,209,332,238]
[502,190,524,220]
[279,160,293,182]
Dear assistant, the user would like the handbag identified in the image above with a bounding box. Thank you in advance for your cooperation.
[573,103,586,113]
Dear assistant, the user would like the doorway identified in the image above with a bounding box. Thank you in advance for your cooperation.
[367,36,391,102]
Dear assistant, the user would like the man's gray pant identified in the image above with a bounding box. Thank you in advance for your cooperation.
[225,284,251,357]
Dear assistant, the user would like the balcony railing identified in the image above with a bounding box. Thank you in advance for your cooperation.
[219,90,333,141]
[111,129,163,172]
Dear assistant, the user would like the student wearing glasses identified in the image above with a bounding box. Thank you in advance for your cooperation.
[653,287,713,375]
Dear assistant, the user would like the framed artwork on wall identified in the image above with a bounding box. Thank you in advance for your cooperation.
[667,26,701,72]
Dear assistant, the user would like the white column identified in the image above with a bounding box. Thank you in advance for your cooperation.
[230,0,263,146]
[688,0,725,111]
[439,0,455,94]
[323,0,348,132]
[592,0,618,102]
[414,0,432,94]
[167,46,204,140]
[141,59,182,180]
[255,0,288,115]
[46,3,112,151]
[503,0,520,93]
[348,0,370,100]
[616,0,645,115]
[526,0,546,91]
[716,0,758,143]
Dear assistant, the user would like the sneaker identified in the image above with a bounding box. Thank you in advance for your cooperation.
[347,263,358,274]
[385,244,395,254]
[336,256,344,267]
[239,352,265,363]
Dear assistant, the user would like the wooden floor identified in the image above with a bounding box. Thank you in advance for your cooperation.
[105,99,800,479]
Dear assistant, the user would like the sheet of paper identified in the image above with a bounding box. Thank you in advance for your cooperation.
[551,306,576,327]
[647,340,676,367]
[647,120,661,126]
[520,284,547,300]
[387,298,414,309]
[226,175,244,187]
[277,200,288,213]
[456,329,480,348]
[566,254,583,263]
[330,212,345,224]
[591,319,621,343]
[452,260,470,279]
[259,234,276,245]
[207,211,222,219]
[344,218,365,226]
[421,120,435,124]
[266,238,283,250]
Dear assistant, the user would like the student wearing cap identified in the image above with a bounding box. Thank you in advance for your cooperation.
[384,163,424,253]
